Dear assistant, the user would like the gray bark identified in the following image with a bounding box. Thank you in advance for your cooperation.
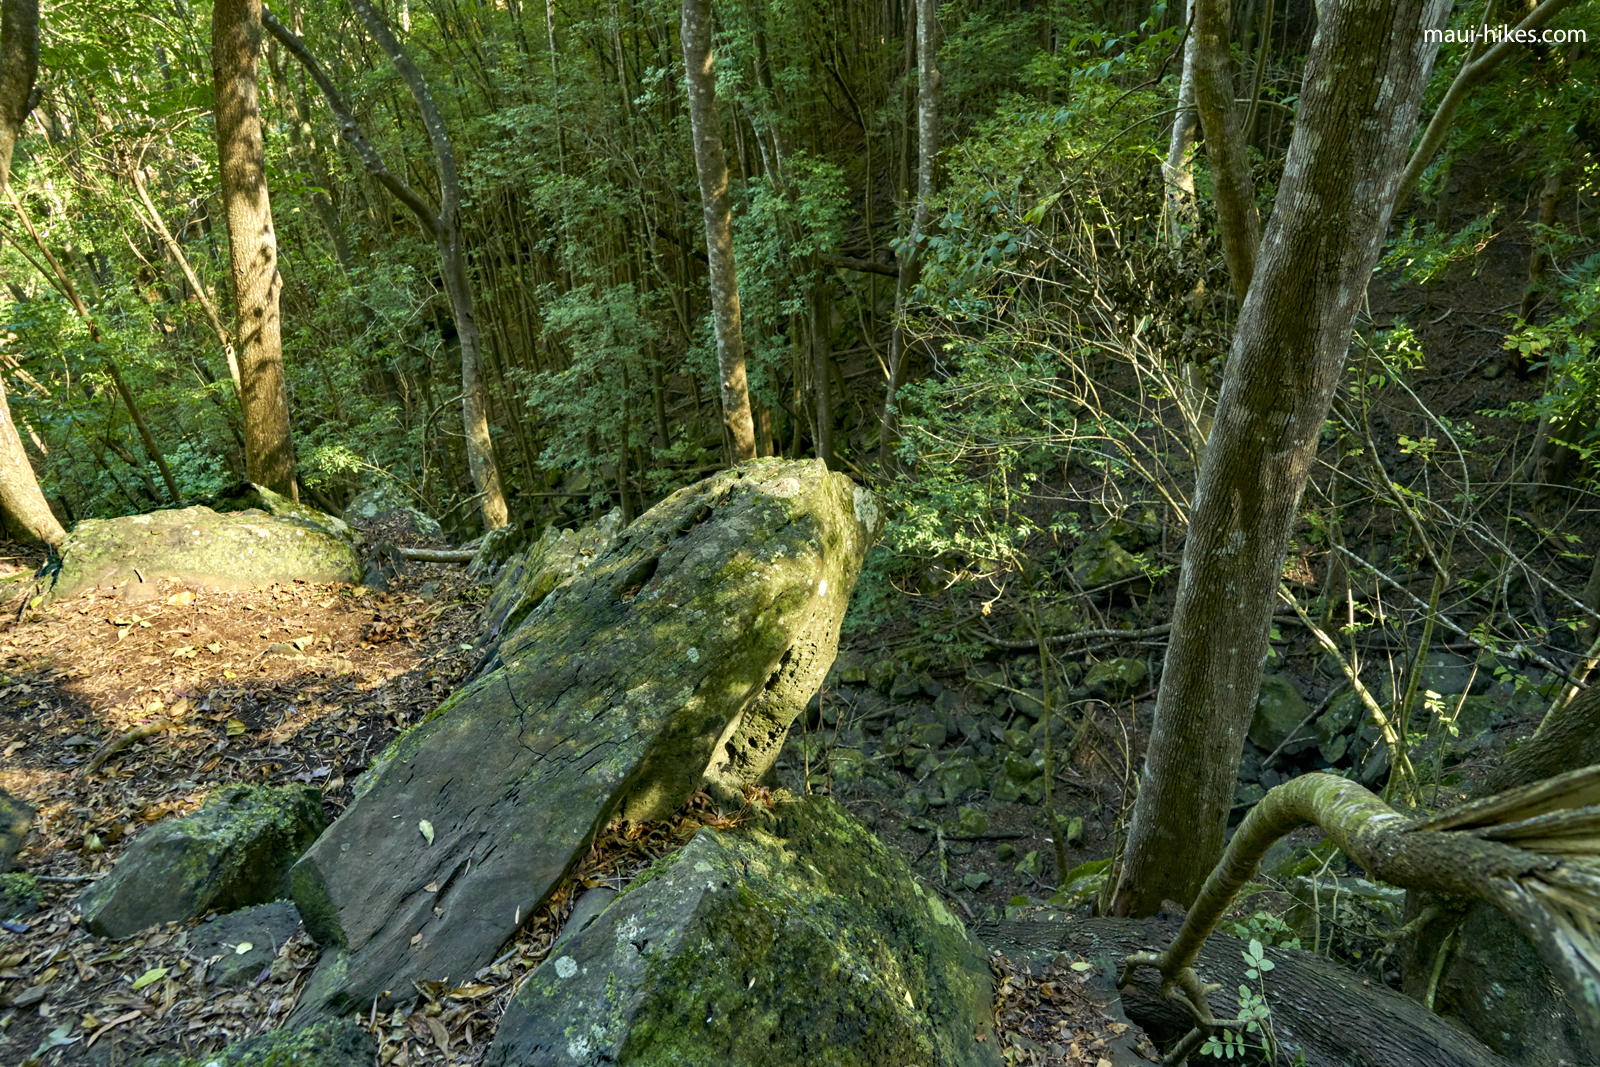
[1110,0,1451,917]
[1191,0,1259,302]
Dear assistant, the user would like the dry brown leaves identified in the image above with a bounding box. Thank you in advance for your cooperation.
[991,952,1160,1067]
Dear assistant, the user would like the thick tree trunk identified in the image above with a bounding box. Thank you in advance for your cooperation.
[346,0,509,530]
[0,0,61,546]
[1162,0,1198,246]
[878,0,938,469]
[213,0,297,499]
[1109,0,1450,917]
[680,0,756,463]
[982,918,1512,1067]
[1191,0,1259,302]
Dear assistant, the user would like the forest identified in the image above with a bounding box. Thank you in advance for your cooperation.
[0,0,1598,1063]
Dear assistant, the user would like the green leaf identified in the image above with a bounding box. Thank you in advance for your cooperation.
[419,819,435,845]
[130,966,168,991]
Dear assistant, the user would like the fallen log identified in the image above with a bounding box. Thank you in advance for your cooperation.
[288,460,880,1022]
[979,918,1511,1067]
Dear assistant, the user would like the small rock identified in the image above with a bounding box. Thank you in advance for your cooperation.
[907,720,949,748]
[905,789,931,816]
[995,842,1015,862]
[1065,816,1085,848]
[962,870,993,892]
[1070,537,1144,588]
[1,872,41,919]
[1083,658,1147,700]
[1248,674,1312,754]
[1009,688,1048,720]
[890,672,924,700]
[1002,754,1042,784]
[80,785,323,939]
[867,660,899,694]
[955,714,983,743]
[957,807,988,836]
[1234,782,1266,809]
[0,787,35,872]
[1015,850,1044,880]
[934,690,966,716]
[191,900,302,989]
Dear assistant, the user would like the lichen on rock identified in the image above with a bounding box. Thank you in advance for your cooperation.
[134,1017,373,1067]
[288,460,878,1024]
[80,785,324,939]
[486,795,999,1067]
[46,484,360,603]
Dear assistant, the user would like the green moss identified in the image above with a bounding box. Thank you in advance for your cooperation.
[134,1018,371,1067]
[1,872,41,919]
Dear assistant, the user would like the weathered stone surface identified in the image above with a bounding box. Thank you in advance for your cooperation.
[47,485,359,603]
[191,900,303,988]
[485,796,999,1067]
[471,510,624,669]
[1249,674,1312,753]
[1070,536,1143,588]
[465,520,533,582]
[0,786,35,871]
[1,871,41,919]
[135,1018,373,1067]
[1083,657,1147,699]
[289,460,878,1022]
[80,786,323,939]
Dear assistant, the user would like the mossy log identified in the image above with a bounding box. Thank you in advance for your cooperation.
[288,460,879,1022]
[1123,770,1600,1060]
[980,918,1510,1067]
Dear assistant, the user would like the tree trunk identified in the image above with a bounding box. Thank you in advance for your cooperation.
[346,0,509,531]
[1162,0,1199,247]
[680,0,756,462]
[1516,165,1564,333]
[878,0,938,470]
[981,918,1513,1067]
[0,0,61,546]
[213,0,297,499]
[1109,0,1451,918]
[1191,0,1259,303]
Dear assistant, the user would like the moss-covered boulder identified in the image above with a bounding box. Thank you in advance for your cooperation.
[47,484,359,603]
[135,1018,373,1067]
[0,785,34,871]
[80,785,324,939]
[1249,674,1312,754]
[486,796,999,1067]
[288,460,879,1023]
[1,871,40,919]
[471,510,624,667]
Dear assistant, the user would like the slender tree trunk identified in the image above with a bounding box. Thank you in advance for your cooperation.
[213,0,297,499]
[347,0,508,530]
[0,0,61,545]
[1518,165,1565,328]
[1109,0,1451,918]
[681,0,756,462]
[1392,0,1579,212]
[878,0,938,469]
[1162,0,1199,246]
[1191,0,1259,303]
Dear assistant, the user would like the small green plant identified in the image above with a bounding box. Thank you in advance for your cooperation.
[1200,939,1279,1061]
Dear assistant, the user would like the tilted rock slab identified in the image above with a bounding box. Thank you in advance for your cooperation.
[80,785,324,939]
[46,483,359,603]
[289,459,879,1021]
[487,796,1000,1067]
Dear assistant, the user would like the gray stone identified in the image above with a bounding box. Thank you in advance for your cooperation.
[485,797,999,1067]
[1010,687,1048,719]
[891,671,925,700]
[549,887,617,956]
[1248,674,1312,754]
[0,786,34,872]
[80,785,323,940]
[868,660,899,694]
[47,486,359,603]
[1083,658,1147,700]
[191,900,302,988]
[957,806,988,836]
[134,1018,373,1067]
[345,484,407,521]
[1070,537,1143,588]
[970,670,1006,702]
[1,872,41,920]
[289,461,878,1023]
[473,511,624,665]
[466,521,534,581]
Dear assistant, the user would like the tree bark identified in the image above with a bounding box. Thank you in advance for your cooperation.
[213,0,297,499]
[982,918,1513,1067]
[1109,0,1451,918]
[1162,0,1198,247]
[345,0,509,530]
[0,0,61,546]
[1191,0,1259,302]
[878,0,938,470]
[681,0,756,462]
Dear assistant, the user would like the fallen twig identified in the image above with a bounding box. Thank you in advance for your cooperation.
[83,719,172,774]
[393,546,475,563]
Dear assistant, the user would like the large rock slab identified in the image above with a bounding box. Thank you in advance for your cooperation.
[486,796,999,1067]
[289,459,879,1021]
[46,484,359,602]
[80,785,323,939]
